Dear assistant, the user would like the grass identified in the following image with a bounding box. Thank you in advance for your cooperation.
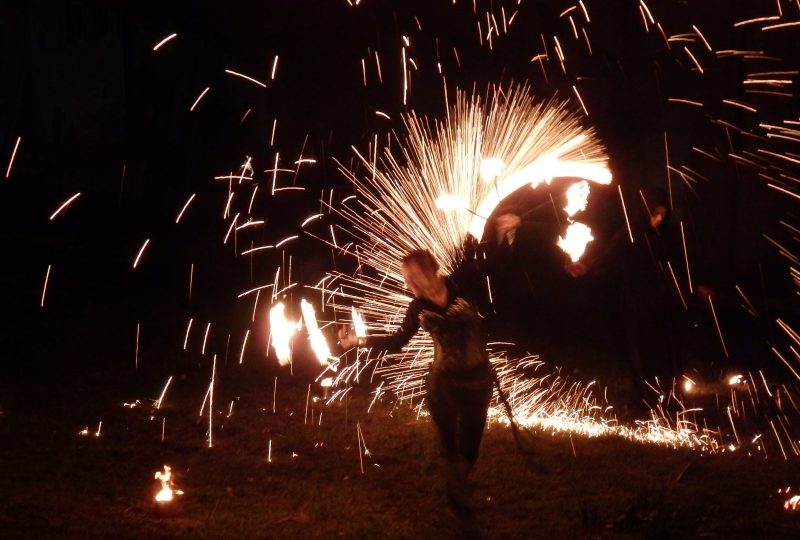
[2,358,800,540]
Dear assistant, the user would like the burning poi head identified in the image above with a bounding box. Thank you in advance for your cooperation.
[154,465,183,503]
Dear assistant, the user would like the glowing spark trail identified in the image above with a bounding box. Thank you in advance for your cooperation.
[224,69,267,88]
[155,376,173,410]
[190,87,210,111]
[132,239,150,269]
[323,84,630,443]
[40,265,51,308]
[708,295,730,358]
[152,33,177,51]
[618,185,634,243]
[208,354,216,448]
[135,323,140,369]
[238,329,250,364]
[49,192,81,221]
[271,55,279,80]
[5,136,20,178]
[175,194,196,223]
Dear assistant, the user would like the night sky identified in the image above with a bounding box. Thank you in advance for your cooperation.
[1,0,798,380]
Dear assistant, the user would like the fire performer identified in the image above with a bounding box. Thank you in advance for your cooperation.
[338,213,520,518]
[565,187,710,404]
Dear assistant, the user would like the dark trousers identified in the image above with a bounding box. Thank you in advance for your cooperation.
[426,369,493,466]
[620,284,682,393]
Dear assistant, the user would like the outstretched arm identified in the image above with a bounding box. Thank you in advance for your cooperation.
[339,300,422,353]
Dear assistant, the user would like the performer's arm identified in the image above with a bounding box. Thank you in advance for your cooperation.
[452,213,520,291]
[340,300,422,353]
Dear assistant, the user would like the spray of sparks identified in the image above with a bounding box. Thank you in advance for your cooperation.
[22,2,800,488]
[293,83,725,450]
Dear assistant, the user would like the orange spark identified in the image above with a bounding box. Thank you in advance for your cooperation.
[49,192,82,220]
[270,55,279,79]
[572,85,589,115]
[618,186,634,243]
[132,239,150,269]
[225,69,267,88]
[154,376,173,409]
[224,69,267,88]
[5,136,21,178]
[152,33,177,51]
[708,295,730,358]
[40,264,51,308]
[238,329,250,364]
[175,193,196,223]
[683,46,704,74]
[189,87,210,111]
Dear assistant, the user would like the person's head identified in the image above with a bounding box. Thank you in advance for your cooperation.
[649,205,669,229]
[642,186,670,229]
[400,249,441,299]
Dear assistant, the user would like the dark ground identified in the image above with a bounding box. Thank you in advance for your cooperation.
[2,321,800,539]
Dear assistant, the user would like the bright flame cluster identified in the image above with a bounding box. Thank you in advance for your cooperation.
[269,300,336,367]
[154,465,183,503]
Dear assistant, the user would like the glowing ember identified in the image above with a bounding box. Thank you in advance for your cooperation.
[728,374,745,385]
[557,222,594,262]
[778,487,800,511]
[154,465,183,503]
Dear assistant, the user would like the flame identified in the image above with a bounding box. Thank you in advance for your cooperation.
[557,222,594,262]
[728,374,745,385]
[351,306,367,337]
[269,302,300,366]
[320,377,333,388]
[301,299,333,366]
[564,180,591,218]
[468,134,612,240]
[554,180,596,262]
[683,377,696,393]
[154,465,183,503]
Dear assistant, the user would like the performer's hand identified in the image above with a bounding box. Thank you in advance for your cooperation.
[495,213,521,236]
[337,326,359,349]
[564,261,588,278]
